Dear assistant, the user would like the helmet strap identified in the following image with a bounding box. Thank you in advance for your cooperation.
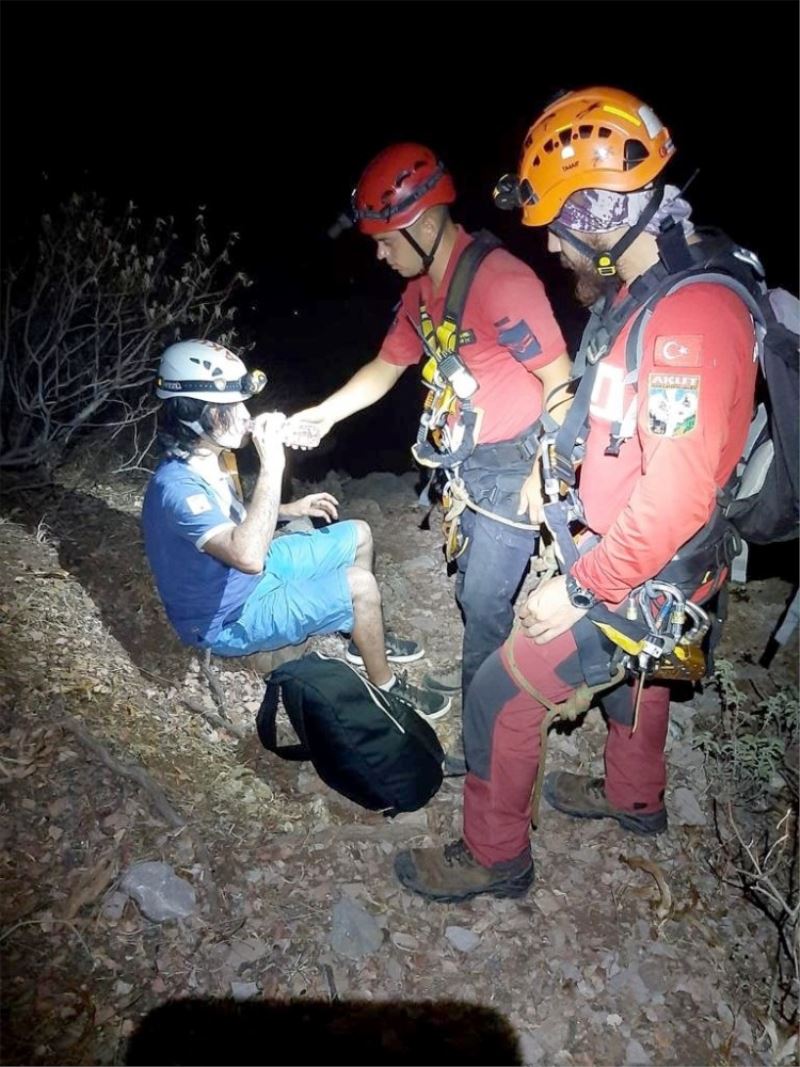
[400,212,446,274]
[549,182,666,278]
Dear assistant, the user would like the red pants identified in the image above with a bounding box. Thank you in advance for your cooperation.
[462,625,670,867]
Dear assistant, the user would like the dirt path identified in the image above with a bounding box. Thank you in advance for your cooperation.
[1,470,796,1065]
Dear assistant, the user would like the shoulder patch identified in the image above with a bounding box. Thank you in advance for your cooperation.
[186,493,213,515]
[647,374,700,437]
[498,319,542,363]
[654,334,703,367]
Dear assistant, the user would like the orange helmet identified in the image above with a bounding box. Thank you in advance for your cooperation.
[501,87,675,227]
[352,143,456,235]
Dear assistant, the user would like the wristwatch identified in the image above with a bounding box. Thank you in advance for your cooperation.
[565,573,598,610]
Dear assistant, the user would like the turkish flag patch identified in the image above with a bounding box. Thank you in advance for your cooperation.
[653,334,703,367]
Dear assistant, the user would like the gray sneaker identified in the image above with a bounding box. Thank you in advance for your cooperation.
[421,664,462,694]
[391,673,451,721]
[346,632,424,666]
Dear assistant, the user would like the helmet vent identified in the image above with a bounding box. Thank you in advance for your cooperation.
[623,139,649,170]
[598,127,612,139]
[543,139,555,154]
[578,125,593,139]
[558,128,572,147]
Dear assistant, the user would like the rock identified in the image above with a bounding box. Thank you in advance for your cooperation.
[296,769,320,793]
[668,740,705,775]
[626,1038,651,1065]
[239,638,309,676]
[667,701,695,739]
[227,937,270,968]
[391,932,418,951]
[445,926,480,953]
[347,497,383,523]
[279,517,315,535]
[716,1000,734,1026]
[119,862,196,922]
[101,890,129,921]
[391,809,428,830]
[330,895,383,960]
[671,786,707,826]
[517,1030,545,1064]
[317,472,347,500]
[355,472,415,505]
[608,967,651,1006]
[380,574,412,605]
[230,981,260,1001]
[639,960,668,995]
[400,553,435,574]
[533,889,561,917]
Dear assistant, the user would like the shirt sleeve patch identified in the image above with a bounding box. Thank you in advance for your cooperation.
[653,334,703,367]
[647,373,700,437]
[498,319,542,363]
[186,493,213,515]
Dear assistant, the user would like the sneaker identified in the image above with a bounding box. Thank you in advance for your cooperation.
[421,664,462,694]
[443,732,467,777]
[394,839,534,902]
[346,632,424,666]
[390,672,451,721]
[543,772,668,835]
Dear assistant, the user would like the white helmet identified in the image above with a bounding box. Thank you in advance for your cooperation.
[155,339,266,402]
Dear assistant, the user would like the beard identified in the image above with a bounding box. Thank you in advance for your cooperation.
[561,255,620,307]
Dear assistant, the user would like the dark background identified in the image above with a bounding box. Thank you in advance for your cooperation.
[3,0,798,475]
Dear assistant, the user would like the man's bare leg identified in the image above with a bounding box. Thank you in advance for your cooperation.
[346,565,392,686]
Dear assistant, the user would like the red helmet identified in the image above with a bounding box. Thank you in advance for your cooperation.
[352,143,456,235]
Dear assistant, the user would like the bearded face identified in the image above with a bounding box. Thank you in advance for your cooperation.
[550,231,620,307]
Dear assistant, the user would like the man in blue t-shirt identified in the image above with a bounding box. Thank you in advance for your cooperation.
[142,339,449,720]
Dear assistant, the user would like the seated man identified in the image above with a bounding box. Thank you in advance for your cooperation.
[142,339,449,720]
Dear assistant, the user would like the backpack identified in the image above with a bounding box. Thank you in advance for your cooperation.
[551,230,799,565]
[619,253,799,553]
[256,652,444,817]
[717,285,799,548]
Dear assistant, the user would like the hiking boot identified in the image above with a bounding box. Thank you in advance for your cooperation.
[443,752,467,777]
[390,673,451,721]
[421,664,462,694]
[543,772,668,835]
[346,632,424,666]
[394,839,534,902]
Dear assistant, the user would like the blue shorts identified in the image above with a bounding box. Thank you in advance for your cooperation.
[209,521,359,656]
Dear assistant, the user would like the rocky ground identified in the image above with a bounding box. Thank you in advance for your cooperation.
[0,462,797,1066]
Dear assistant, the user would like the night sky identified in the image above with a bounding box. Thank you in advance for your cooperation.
[3,0,798,474]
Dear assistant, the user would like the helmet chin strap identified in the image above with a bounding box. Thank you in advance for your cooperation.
[400,213,447,273]
[549,183,666,278]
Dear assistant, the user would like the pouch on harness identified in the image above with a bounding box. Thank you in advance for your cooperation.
[411,230,541,558]
[256,653,444,817]
[541,226,799,675]
[411,230,501,470]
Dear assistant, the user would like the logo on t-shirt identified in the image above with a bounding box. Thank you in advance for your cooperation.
[186,493,213,515]
[647,374,700,437]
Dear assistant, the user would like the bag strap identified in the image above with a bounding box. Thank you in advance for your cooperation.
[442,229,502,336]
[255,680,309,761]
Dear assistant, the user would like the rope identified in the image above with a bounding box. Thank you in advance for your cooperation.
[503,620,626,828]
[446,477,540,532]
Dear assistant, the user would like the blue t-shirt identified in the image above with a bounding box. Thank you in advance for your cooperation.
[142,458,261,645]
